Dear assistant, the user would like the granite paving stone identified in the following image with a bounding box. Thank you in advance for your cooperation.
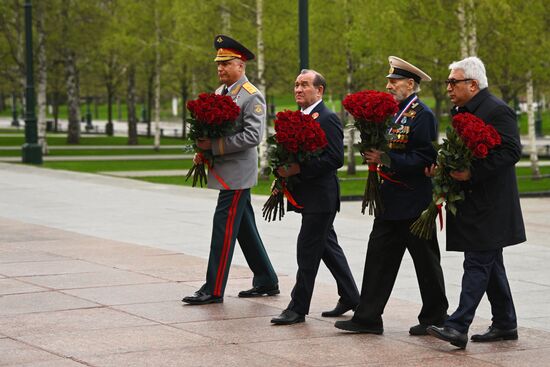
[0,278,49,295]
[18,269,165,290]
[17,324,214,359]
[0,162,549,366]
[0,291,99,316]
[0,307,156,338]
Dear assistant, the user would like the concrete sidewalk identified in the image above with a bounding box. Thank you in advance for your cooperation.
[1,162,550,366]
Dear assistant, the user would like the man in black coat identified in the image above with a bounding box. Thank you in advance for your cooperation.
[270,69,360,325]
[427,56,526,349]
[334,56,448,335]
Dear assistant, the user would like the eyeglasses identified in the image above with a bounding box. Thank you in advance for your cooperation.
[445,78,473,87]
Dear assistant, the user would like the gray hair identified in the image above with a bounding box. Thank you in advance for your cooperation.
[449,56,488,89]
[300,69,327,92]
[412,81,421,93]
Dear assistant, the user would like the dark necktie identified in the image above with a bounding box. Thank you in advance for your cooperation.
[221,86,229,95]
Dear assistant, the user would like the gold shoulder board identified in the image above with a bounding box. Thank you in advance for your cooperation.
[242,82,258,94]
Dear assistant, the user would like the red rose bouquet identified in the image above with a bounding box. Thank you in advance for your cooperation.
[185,93,240,187]
[262,110,328,221]
[410,112,502,239]
[342,90,399,215]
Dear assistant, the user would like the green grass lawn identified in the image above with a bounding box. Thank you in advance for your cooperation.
[0,148,186,157]
[32,156,550,194]
[0,135,189,146]
[134,166,550,196]
[41,160,192,173]
[0,128,24,134]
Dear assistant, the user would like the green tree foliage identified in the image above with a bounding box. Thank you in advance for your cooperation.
[0,0,547,140]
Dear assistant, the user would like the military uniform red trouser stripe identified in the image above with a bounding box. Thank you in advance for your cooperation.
[214,190,242,296]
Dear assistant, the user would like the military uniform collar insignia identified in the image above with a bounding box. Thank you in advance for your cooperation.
[231,84,242,95]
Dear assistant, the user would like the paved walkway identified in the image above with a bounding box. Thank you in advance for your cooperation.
[1,162,550,366]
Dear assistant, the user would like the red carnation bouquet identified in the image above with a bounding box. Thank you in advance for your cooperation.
[262,110,328,221]
[410,112,502,239]
[342,90,399,215]
[185,93,240,187]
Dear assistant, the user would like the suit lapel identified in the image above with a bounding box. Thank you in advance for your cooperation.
[309,100,325,120]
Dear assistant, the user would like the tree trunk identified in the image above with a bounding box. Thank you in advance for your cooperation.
[221,0,231,33]
[36,3,48,154]
[147,72,154,137]
[153,4,161,150]
[181,80,188,139]
[105,83,114,136]
[457,1,468,58]
[526,74,541,178]
[466,0,477,56]
[344,0,356,175]
[16,4,26,115]
[256,0,269,179]
[117,97,122,121]
[65,51,80,144]
[52,90,59,131]
[127,65,138,145]
[457,0,477,57]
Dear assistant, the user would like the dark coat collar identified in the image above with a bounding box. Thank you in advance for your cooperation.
[398,93,417,110]
[453,88,490,115]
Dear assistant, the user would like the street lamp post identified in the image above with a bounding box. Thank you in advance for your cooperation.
[21,0,42,164]
[299,0,309,71]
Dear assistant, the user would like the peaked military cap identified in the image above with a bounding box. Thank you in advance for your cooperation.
[214,34,255,62]
[386,56,431,83]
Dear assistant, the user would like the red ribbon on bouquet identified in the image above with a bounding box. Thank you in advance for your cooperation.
[198,152,230,190]
[369,164,410,189]
[281,181,303,209]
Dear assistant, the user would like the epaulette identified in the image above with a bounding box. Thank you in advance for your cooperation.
[410,102,424,113]
[242,81,258,94]
[403,102,424,118]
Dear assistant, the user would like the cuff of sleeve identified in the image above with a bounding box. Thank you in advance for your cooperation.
[212,138,225,156]
[380,152,392,168]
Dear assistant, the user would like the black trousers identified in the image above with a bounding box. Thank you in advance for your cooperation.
[287,212,360,315]
[203,189,278,297]
[353,218,448,328]
[445,249,517,333]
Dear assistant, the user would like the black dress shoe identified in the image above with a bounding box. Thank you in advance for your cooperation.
[471,326,518,342]
[182,290,223,305]
[426,325,468,349]
[238,284,280,298]
[334,320,383,334]
[271,309,305,325]
[321,302,356,317]
[409,320,445,336]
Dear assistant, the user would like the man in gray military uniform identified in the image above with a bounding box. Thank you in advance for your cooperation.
[182,34,279,305]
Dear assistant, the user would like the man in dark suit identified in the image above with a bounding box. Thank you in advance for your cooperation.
[334,56,448,335]
[427,56,526,349]
[270,69,360,325]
